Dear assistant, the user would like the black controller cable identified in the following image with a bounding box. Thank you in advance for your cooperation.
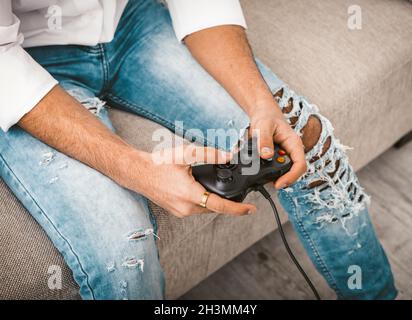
[257,185,321,300]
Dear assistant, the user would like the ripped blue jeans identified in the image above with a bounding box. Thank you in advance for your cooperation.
[0,0,396,299]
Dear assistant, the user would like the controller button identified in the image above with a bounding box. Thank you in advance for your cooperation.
[278,149,286,156]
[216,168,233,183]
[276,156,286,163]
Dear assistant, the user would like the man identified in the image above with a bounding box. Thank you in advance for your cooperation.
[0,0,396,299]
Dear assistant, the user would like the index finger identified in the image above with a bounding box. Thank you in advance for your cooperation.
[206,193,257,216]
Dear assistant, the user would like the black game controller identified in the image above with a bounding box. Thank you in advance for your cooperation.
[192,139,292,202]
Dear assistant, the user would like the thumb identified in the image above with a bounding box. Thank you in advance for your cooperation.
[254,122,275,159]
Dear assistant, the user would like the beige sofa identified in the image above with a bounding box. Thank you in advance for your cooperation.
[1,0,411,299]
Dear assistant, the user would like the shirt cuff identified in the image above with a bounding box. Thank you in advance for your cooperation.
[0,44,58,132]
[167,0,247,41]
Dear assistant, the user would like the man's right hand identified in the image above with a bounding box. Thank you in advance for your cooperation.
[19,86,256,219]
[135,145,257,218]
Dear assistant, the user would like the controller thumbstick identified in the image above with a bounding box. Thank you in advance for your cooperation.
[216,168,233,183]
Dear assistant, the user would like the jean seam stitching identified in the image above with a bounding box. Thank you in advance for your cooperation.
[99,44,110,94]
[0,153,96,300]
[283,191,343,297]
[106,93,220,149]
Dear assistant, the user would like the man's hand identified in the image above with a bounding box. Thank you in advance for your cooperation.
[185,25,307,189]
[19,86,255,217]
[250,106,306,189]
[141,145,257,218]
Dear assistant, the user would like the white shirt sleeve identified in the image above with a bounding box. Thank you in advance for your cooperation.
[166,0,247,41]
[0,0,58,132]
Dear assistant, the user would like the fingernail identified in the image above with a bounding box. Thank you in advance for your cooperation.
[261,147,273,156]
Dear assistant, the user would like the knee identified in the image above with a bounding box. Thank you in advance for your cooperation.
[300,116,336,188]
[273,86,369,210]
[300,116,335,189]
[301,116,322,152]
[275,87,330,157]
[301,115,331,158]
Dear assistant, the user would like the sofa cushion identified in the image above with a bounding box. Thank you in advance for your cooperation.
[241,0,412,169]
[0,179,81,299]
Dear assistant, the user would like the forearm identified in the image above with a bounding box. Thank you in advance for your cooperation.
[18,85,150,192]
[184,25,282,118]
[16,86,254,217]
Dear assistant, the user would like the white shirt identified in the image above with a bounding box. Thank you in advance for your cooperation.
[0,0,246,132]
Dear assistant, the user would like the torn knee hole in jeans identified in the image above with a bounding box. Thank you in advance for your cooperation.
[273,86,370,220]
[122,257,145,272]
[127,228,160,242]
[275,88,336,187]
[66,89,106,115]
[82,97,106,115]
